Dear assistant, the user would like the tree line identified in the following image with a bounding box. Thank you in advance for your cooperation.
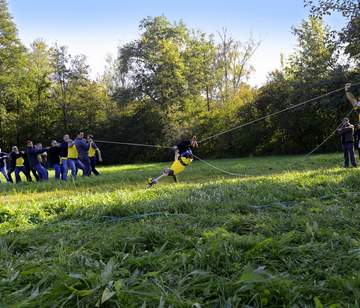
[0,0,359,164]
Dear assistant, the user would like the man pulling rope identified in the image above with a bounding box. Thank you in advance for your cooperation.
[147,136,199,188]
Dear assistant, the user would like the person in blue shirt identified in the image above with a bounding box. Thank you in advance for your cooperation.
[26,141,49,181]
[75,132,91,176]
[59,134,70,181]
[0,149,10,183]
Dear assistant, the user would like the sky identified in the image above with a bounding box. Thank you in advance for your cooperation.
[8,0,345,86]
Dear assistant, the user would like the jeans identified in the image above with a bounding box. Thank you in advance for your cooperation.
[343,143,357,167]
[90,156,100,175]
[15,166,27,183]
[0,166,10,182]
[34,163,48,181]
[68,159,85,178]
[51,164,61,180]
[79,155,91,176]
[60,159,68,181]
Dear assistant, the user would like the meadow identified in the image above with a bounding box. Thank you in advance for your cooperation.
[1,154,360,307]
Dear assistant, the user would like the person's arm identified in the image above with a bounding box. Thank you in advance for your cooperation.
[345,83,358,106]
[339,126,354,134]
[34,148,48,155]
[96,148,103,162]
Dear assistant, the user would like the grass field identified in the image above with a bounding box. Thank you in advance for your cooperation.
[1,153,360,307]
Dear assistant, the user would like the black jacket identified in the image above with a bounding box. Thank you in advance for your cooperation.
[48,146,61,166]
[26,147,47,168]
[338,125,354,145]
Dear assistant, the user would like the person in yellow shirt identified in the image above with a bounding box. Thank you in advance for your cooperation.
[10,146,28,183]
[67,139,85,179]
[147,136,198,188]
[87,135,103,175]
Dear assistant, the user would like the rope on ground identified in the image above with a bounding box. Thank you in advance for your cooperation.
[101,212,188,222]
[192,154,249,177]
[94,140,172,149]
[198,81,360,144]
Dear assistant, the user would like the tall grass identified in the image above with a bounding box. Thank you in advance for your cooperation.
[1,154,360,307]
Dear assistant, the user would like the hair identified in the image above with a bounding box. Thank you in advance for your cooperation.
[88,134,94,139]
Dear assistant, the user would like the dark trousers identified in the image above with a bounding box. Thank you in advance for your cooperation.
[90,156,100,175]
[343,143,357,167]
[79,156,91,176]
[29,168,40,181]
[8,167,33,183]
[15,166,28,183]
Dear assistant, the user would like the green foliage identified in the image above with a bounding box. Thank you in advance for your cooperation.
[305,0,360,58]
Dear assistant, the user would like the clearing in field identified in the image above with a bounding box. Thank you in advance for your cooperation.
[1,154,360,307]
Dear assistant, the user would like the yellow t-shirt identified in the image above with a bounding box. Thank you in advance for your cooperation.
[68,145,78,159]
[170,157,192,175]
[16,156,24,167]
[89,145,96,158]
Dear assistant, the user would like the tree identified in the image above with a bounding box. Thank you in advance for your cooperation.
[286,17,338,82]
[305,0,360,58]
[117,16,189,109]
[0,0,28,146]
[216,29,259,105]
[50,45,89,131]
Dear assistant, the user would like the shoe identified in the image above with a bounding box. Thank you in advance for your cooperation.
[147,178,157,189]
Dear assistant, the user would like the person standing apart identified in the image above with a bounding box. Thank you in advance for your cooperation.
[337,118,357,168]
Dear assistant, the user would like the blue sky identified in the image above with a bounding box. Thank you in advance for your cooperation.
[8,0,345,85]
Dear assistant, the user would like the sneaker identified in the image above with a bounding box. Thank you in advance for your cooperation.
[147,178,157,188]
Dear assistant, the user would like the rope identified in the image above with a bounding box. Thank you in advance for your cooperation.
[101,212,188,222]
[198,81,360,144]
[285,108,354,170]
[192,109,354,177]
[94,140,172,149]
[192,154,248,177]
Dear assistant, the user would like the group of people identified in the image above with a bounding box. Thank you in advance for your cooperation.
[0,83,358,185]
[0,132,102,183]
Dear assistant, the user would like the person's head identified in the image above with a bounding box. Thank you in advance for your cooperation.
[343,118,350,126]
[35,143,42,149]
[78,132,84,138]
[63,134,69,142]
[191,135,198,148]
[51,140,57,147]
[67,139,73,145]
[27,140,33,148]
[12,146,18,153]
[87,134,94,142]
